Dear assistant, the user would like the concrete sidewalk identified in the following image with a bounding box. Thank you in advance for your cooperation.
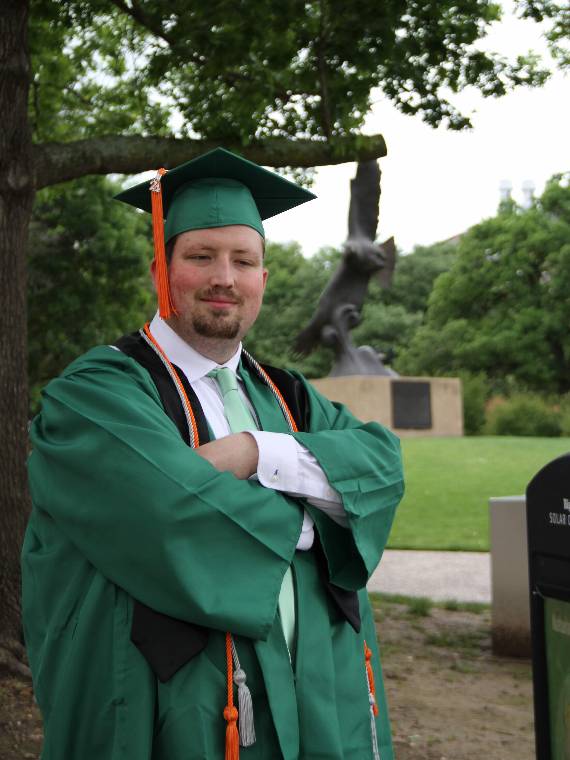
[367,549,491,603]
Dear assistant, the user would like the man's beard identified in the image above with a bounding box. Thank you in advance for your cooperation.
[192,312,241,339]
[174,287,244,341]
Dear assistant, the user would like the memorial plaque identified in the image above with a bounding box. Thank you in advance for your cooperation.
[391,381,432,429]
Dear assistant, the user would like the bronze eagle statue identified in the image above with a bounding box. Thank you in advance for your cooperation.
[293,160,396,376]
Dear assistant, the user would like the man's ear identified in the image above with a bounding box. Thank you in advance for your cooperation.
[150,259,157,292]
[262,267,269,291]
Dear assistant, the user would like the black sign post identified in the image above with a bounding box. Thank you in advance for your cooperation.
[526,453,570,760]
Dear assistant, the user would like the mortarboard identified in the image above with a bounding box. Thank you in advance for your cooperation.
[114,148,316,318]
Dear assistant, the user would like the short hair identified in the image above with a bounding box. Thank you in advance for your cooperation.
[166,238,176,265]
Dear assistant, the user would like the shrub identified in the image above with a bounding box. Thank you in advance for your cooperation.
[459,372,489,435]
[485,394,561,437]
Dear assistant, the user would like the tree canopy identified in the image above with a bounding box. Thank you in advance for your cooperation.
[398,174,570,393]
[29,0,557,187]
[517,0,570,69]
[28,176,154,410]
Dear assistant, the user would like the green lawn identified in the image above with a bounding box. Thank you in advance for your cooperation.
[387,436,570,551]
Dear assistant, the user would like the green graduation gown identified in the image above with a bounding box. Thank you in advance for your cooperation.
[23,344,404,759]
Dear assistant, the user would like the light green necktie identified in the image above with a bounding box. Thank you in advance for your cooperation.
[208,367,296,654]
[208,367,257,432]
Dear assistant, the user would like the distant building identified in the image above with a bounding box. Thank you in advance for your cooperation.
[423,178,537,251]
[499,179,535,209]
[499,179,513,202]
[521,180,535,209]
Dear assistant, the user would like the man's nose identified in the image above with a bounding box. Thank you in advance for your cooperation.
[209,256,234,288]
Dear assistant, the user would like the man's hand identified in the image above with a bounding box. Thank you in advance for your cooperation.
[195,432,259,480]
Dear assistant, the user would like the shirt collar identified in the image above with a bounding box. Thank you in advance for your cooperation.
[148,313,242,382]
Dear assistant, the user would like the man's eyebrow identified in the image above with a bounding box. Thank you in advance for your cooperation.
[180,243,216,252]
[177,242,263,256]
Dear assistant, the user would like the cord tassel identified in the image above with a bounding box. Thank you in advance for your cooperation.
[224,705,239,760]
[231,638,256,747]
[369,695,381,760]
[149,168,177,319]
[364,642,381,760]
[224,633,240,760]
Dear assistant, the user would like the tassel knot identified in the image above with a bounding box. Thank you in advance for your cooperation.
[224,705,238,723]
[364,641,379,716]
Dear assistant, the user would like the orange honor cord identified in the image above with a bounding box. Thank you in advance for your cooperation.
[257,366,299,432]
[142,323,200,447]
[149,168,177,319]
[364,641,379,716]
[143,325,239,752]
[224,632,240,760]
[240,350,299,435]
[269,381,298,432]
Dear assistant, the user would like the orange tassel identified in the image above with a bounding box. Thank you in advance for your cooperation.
[364,641,379,716]
[224,632,239,760]
[150,168,177,319]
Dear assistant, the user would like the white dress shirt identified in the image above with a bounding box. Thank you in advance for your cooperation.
[147,315,347,549]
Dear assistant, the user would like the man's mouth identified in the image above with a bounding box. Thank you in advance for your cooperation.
[199,292,241,309]
[203,299,236,309]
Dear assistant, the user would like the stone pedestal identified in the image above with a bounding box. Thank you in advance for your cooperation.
[489,496,531,657]
[309,375,463,437]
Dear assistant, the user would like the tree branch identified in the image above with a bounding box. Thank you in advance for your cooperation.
[108,0,173,45]
[32,134,388,189]
[317,0,333,139]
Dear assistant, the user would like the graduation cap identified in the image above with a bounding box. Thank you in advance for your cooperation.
[114,147,316,318]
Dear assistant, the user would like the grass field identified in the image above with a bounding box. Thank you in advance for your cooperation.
[387,436,570,551]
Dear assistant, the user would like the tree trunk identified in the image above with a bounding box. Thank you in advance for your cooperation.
[0,0,34,676]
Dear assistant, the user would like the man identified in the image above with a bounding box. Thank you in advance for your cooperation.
[23,148,404,760]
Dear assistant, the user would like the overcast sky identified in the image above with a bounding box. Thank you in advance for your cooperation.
[264,3,569,256]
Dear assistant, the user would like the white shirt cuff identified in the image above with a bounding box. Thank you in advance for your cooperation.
[248,431,348,531]
[249,430,300,493]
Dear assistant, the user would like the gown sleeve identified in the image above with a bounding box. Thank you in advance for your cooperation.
[27,346,304,641]
[290,373,404,591]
